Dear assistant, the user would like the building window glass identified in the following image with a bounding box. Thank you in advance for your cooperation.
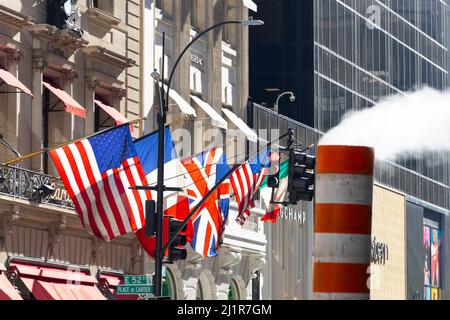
[93,0,113,14]
[94,94,112,133]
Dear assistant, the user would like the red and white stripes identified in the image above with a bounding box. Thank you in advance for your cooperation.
[313,145,374,300]
[231,162,267,225]
[50,140,150,241]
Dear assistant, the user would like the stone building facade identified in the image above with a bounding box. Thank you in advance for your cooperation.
[0,0,147,300]
[142,0,265,300]
[0,0,264,300]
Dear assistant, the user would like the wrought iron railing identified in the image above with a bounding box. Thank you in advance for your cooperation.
[0,164,74,210]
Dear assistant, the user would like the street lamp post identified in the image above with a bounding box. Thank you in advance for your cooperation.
[274,91,296,113]
[153,18,263,299]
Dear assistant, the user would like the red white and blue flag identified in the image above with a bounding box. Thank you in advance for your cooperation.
[134,127,189,216]
[231,148,270,225]
[182,148,230,257]
[133,128,191,257]
[49,125,151,241]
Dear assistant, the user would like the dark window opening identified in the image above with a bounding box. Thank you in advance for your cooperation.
[94,94,114,133]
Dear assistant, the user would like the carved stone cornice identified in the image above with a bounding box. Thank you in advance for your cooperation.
[85,71,125,97]
[82,46,135,69]
[28,24,89,51]
[0,5,34,29]
[32,47,78,82]
[0,34,23,65]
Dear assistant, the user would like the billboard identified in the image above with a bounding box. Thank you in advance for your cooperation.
[424,225,441,300]
[423,226,431,286]
[431,229,441,288]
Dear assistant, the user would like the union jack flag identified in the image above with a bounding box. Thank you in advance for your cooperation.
[49,125,150,241]
[181,148,230,257]
[231,148,270,225]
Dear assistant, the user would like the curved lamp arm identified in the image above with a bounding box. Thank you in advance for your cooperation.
[275,91,295,109]
[164,19,263,108]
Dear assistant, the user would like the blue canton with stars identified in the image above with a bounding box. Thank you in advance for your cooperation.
[88,126,137,174]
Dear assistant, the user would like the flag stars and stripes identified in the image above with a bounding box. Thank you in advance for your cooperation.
[49,126,149,241]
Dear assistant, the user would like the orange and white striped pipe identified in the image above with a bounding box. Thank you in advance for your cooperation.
[313,145,374,300]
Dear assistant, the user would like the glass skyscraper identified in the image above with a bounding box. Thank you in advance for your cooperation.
[250,0,449,210]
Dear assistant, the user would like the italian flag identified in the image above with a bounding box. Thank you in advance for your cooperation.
[259,161,289,223]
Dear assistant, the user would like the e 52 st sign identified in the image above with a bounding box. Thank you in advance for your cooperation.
[123,275,151,285]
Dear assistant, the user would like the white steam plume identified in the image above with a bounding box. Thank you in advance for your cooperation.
[319,87,450,160]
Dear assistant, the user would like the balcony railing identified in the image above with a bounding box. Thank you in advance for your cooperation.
[0,164,74,210]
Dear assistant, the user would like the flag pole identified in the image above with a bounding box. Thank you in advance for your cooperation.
[1,118,147,166]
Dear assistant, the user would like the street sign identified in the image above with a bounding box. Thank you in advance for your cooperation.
[123,275,151,285]
[116,284,155,295]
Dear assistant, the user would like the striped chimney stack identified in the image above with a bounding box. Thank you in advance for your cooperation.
[313,145,374,300]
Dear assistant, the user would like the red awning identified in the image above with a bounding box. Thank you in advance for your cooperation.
[0,271,22,300]
[10,262,105,300]
[0,68,33,97]
[10,263,97,284]
[94,99,134,132]
[21,279,105,300]
[43,80,86,118]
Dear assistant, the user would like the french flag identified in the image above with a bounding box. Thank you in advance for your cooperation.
[133,127,191,257]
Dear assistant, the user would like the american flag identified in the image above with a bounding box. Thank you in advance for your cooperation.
[49,125,150,241]
[231,148,269,225]
[181,147,230,257]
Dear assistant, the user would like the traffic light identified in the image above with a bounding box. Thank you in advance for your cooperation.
[288,149,316,204]
[267,152,280,188]
[145,200,157,237]
[167,218,187,262]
